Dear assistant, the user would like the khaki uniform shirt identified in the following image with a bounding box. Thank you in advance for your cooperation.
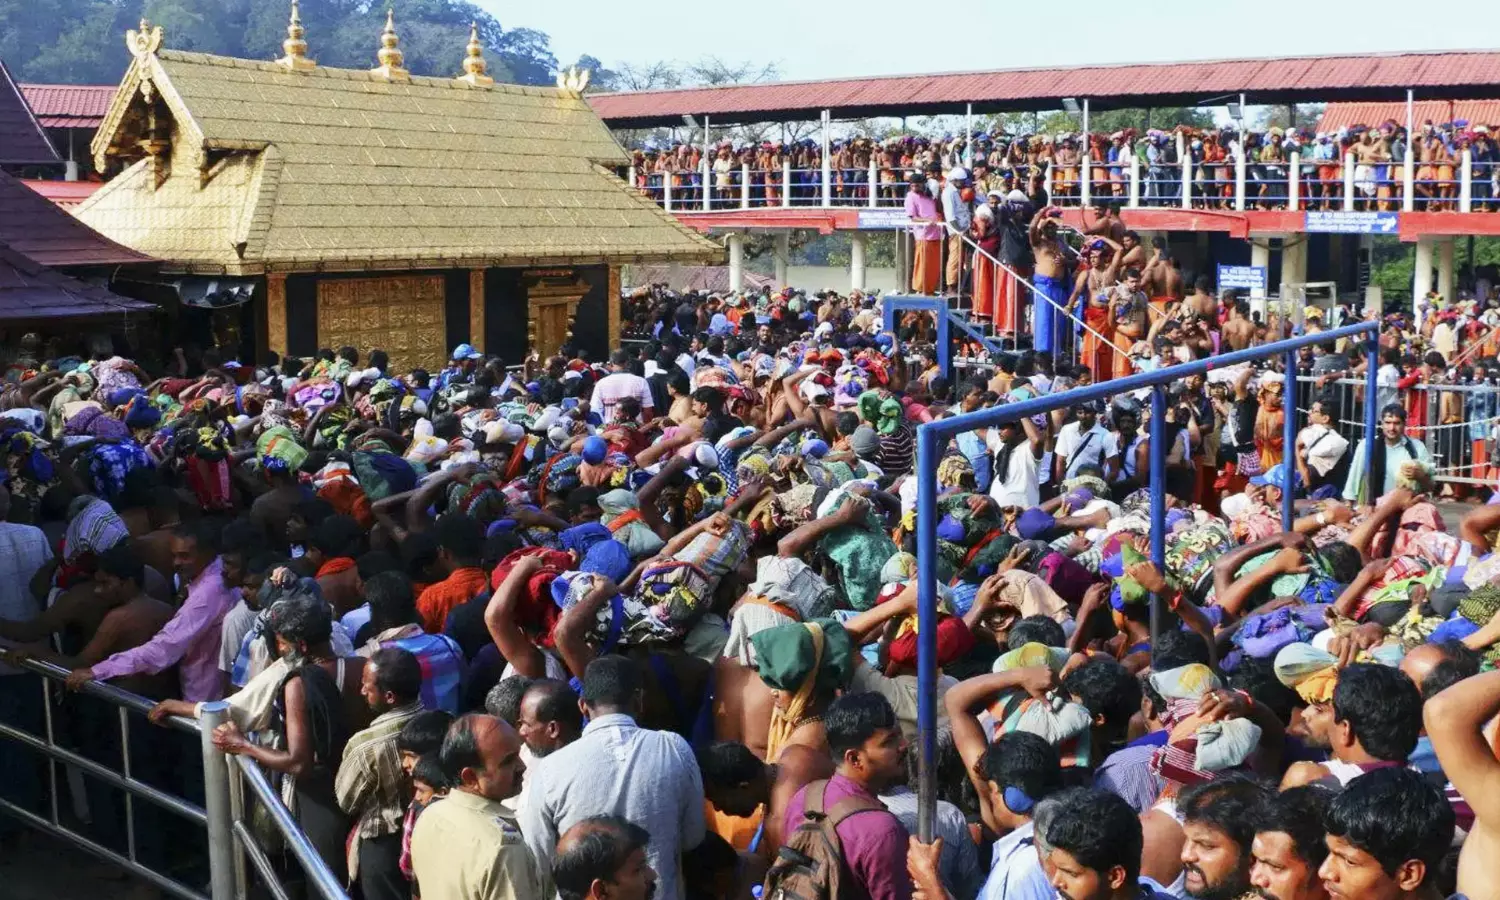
[411,789,548,900]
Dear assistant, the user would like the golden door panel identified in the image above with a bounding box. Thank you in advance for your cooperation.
[531,301,574,359]
[317,275,445,374]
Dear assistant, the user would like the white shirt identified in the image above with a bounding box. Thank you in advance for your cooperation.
[589,371,654,423]
[978,821,1051,900]
[1298,423,1349,476]
[0,522,50,676]
[1376,363,1401,413]
[985,430,1041,509]
[1054,421,1118,481]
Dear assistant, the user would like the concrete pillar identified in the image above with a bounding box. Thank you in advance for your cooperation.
[727,232,744,292]
[850,232,867,292]
[1413,237,1434,314]
[1438,238,1455,304]
[1281,237,1308,294]
[894,231,909,292]
[774,231,790,287]
[1250,240,1271,301]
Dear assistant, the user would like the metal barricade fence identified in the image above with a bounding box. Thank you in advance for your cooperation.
[1291,375,1500,493]
[0,656,350,900]
[909,322,1382,847]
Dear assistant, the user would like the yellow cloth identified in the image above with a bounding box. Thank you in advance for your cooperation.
[1294,667,1339,705]
[765,622,824,762]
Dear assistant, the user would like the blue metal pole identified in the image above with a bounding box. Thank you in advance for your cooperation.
[1149,386,1167,652]
[1282,346,1297,529]
[914,425,938,843]
[1364,335,1380,505]
[937,304,951,380]
[926,322,1377,442]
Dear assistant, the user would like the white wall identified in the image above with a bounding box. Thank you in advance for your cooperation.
[785,265,898,294]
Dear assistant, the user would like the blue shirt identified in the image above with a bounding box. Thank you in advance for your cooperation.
[979,821,1052,900]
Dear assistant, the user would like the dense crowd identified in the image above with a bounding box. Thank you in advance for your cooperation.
[628,121,1500,213]
[0,282,1498,900]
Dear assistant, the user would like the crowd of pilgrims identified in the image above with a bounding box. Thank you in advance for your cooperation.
[0,291,1497,900]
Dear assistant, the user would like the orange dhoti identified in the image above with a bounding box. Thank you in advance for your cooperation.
[973,253,996,319]
[994,265,1030,336]
[1112,329,1140,379]
[912,239,941,294]
[1081,305,1114,382]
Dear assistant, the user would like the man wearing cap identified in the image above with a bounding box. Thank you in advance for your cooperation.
[906,174,944,294]
[436,343,483,391]
[942,167,973,295]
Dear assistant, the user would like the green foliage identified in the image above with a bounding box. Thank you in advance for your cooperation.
[1369,236,1500,302]
[0,0,564,85]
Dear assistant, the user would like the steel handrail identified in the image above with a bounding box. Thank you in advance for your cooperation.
[943,222,1131,365]
[232,755,349,900]
[0,653,351,900]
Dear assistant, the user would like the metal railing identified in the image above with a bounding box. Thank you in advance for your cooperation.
[909,320,1381,846]
[1293,374,1500,491]
[636,145,1500,215]
[0,655,349,900]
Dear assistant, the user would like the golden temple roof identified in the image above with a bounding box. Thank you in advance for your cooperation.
[75,44,717,275]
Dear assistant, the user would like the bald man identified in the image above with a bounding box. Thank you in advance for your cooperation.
[554,815,659,900]
[410,714,548,900]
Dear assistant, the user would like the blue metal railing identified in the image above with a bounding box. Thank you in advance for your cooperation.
[910,319,1380,841]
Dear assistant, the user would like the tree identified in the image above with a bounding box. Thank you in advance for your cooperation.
[0,0,573,86]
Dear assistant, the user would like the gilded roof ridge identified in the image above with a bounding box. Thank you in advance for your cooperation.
[153,47,575,97]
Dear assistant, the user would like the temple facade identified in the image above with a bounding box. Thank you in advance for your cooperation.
[75,10,717,369]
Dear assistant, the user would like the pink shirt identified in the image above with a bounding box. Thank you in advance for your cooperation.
[904,190,942,242]
[92,557,237,702]
[783,774,912,900]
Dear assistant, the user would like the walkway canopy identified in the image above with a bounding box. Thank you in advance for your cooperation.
[589,50,1500,127]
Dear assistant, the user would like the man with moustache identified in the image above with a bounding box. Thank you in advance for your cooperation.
[1249,786,1334,900]
[1319,769,1453,900]
[1178,776,1273,900]
[411,713,546,900]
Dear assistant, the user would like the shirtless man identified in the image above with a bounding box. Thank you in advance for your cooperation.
[780,368,838,441]
[1425,669,1500,900]
[699,740,832,875]
[1030,205,1072,355]
[1143,238,1184,301]
[1351,130,1393,211]
[1,544,174,698]
[1185,275,1218,321]
[1082,203,1127,243]
[1118,230,1149,270]
[1222,296,1257,351]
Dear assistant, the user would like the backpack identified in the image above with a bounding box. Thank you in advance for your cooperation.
[763,780,887,900]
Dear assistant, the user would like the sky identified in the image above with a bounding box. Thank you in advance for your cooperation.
[491,0,1500,83]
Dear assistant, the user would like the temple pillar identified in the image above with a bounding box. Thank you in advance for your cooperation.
[727,232,744,292]
[850,232,867,292]
[266,273,288,356]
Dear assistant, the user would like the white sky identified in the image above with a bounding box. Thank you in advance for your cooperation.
[491,0,1500,83]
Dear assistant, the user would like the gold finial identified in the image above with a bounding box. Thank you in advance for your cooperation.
[277,0,315,71]
[455,21,493,86]
[126,18,164,60]
[370,9,410,81]
[556,66,590,97]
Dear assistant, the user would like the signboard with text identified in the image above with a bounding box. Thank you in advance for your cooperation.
[1217,265,1267,293]
[1304,211,1399,234]
[857,209,911,229]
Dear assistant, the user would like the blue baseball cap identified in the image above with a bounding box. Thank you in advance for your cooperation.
[1250,463,1298,492]
[451,343,482,361]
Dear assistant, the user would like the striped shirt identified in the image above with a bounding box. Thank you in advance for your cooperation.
[336,701,424,877]
[359,624,465,715]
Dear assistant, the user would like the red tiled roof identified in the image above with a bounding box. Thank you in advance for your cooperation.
[0,59,60,165]
[21,179,103,208]
[1316,100,1500,133]
[0,171,153,268]
[589,50,1500,127]
[0,240,154,320]
[19,83,115,128]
